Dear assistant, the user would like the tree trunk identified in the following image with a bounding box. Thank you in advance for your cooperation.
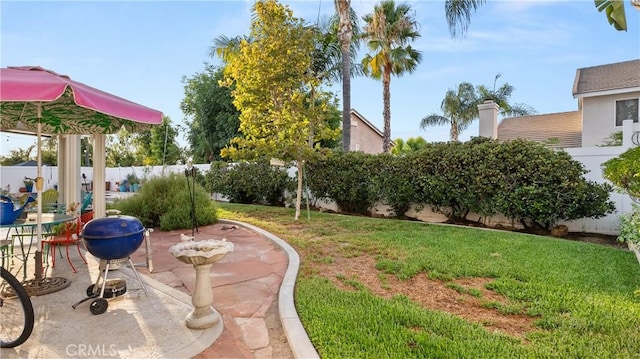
[295,160,303,220]
[451,118,459,142]
[341,44,351,151]
[337,0,352,152]
[382,74,391,153]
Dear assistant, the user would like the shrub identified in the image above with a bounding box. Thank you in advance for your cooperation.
[409,139,504,221]
[602,146,640,200]
[493,139,615,229]
[306,151,376,215]
[405,138,614,228]
[370,154,417,217]
[110,173,217,231]
[618,204,640,246]
[295,139,616,228]
[206,160,294,206]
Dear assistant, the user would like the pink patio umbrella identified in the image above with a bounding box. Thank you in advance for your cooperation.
[0,66,162,294]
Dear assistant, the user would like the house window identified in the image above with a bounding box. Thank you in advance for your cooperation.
[615,98,639,126]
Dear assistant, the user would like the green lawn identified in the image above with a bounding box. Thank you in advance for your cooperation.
[217,203,640,359]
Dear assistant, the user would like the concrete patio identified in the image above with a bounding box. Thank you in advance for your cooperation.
[0,220,317,358]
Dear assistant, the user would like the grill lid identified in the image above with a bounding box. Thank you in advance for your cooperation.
[82,215,144,240]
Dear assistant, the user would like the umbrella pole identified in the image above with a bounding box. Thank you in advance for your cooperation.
[20,105,71,296]
[35,112,44,281]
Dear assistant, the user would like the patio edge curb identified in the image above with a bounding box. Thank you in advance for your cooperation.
[219,219,320,359]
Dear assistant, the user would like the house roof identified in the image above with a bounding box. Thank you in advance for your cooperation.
[350,108,384,138]
[497,111,582,148]
[572,59,640,98]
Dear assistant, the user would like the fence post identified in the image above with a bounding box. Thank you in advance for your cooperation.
[622,119,634,149]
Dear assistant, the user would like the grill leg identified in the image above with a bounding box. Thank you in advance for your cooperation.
[134,229,154,273]
[99,261,111,298]
[128,258,148,296]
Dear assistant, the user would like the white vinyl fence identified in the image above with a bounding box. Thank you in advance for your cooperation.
[0,164,211,197]
[1,144,635,235]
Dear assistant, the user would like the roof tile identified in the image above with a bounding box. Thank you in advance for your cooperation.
[498,111,582,148]
[573,59,640,96]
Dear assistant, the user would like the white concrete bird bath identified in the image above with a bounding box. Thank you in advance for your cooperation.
[169,238,234,329]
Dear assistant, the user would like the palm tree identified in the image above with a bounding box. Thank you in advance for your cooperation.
[445,0,630,38]
[595,0,630,31]
[336,0,353,151]
[420,82,477,142]
[421,76,535,141]
[444,0,486,38]
[391,136,428,155]
[476,74,535,117]
[362,0,422,153]
[210,34,251,63]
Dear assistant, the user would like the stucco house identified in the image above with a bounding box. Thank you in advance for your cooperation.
[476,59,640,234]
[349,109,386,154]
[495,59,640,148]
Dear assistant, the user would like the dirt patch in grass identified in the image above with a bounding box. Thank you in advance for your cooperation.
[283,216,620,342]
[307,253,537,340]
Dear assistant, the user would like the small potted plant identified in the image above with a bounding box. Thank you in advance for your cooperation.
[127,173,139,192]
[23,177,34,192]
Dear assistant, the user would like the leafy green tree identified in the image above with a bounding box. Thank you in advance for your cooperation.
[106,128,139,167]
[221,0,340,220]
[361,0,422,153]
[135,116,182,165]
[307,17,345,152]
[420,82,478,141]
[211,34,251,63]
[39,136,58,166]
[80,136,93,167]
[210,14,349,155]
[0,144,36,166]
[181,66,240,163]
[391,136,428,155]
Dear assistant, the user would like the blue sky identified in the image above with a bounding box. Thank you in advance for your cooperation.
[1,0,639,156]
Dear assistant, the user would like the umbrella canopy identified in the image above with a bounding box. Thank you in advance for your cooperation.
[0,66,162,288]
[0,66,162,134]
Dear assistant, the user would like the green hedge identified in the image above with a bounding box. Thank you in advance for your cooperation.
[201,140,614,229]
[306,151,377,215]
[307,139,614,230]
[205,160,294,206]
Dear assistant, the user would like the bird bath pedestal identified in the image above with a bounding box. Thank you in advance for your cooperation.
[169,238,234,329]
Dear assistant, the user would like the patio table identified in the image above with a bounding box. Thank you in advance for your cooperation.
[1,214,76,280]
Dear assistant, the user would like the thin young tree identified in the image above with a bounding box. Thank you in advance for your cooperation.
[221,0,339,220]
[361,0,422,153]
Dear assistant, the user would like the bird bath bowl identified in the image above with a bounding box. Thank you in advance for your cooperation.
[169,238,234,329]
